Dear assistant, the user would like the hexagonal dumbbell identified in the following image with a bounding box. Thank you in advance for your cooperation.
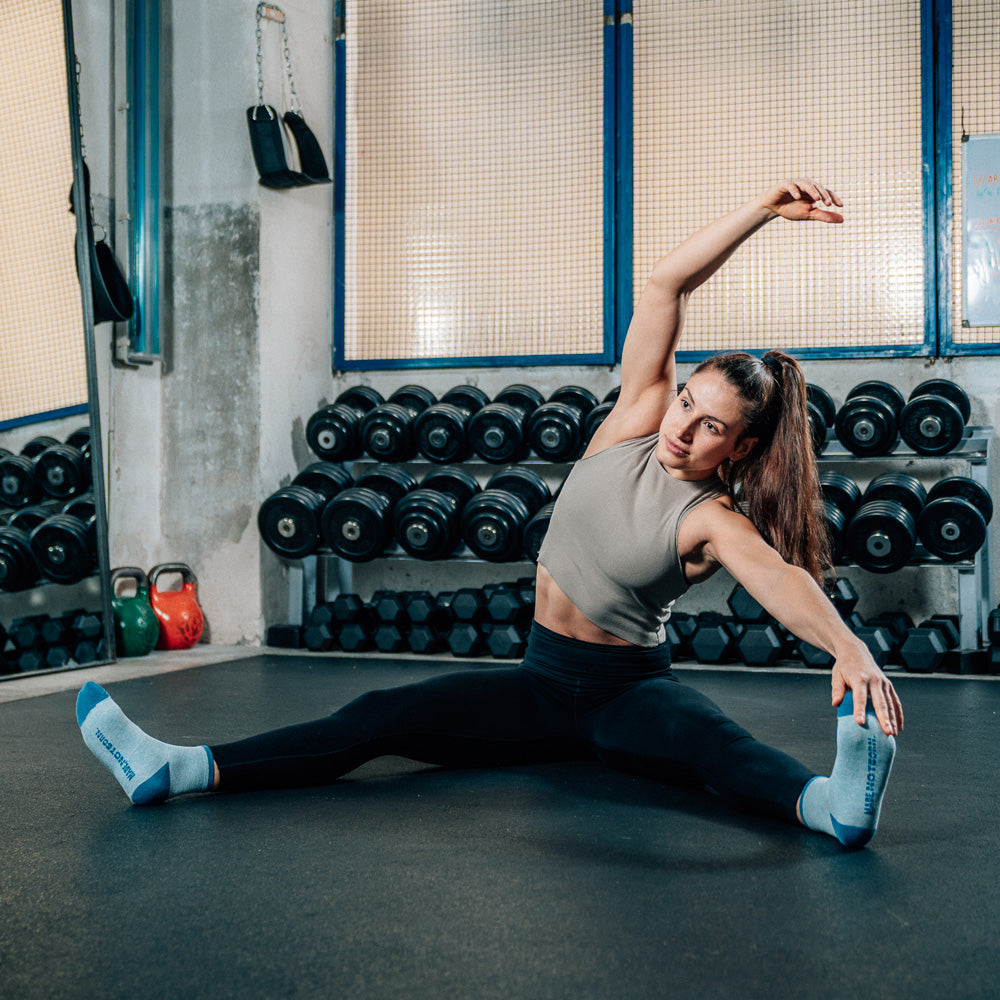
[689,614,743,664]
[486,623,529,659]
[899,615,960,673]
[664,612,696,661]
[447,622,487,657]
[727,585,770,624]
[737,622,787,666]
[486,584,532,626]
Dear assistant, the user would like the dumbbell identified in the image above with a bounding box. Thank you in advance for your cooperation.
[360,385,437,461]
[29,513,96,584]
[820,472,862,564]
[320,465,417,562]
[689,613,744,664]
[393,467,481,560]
[7,501,62,534]
[525,385,599,462]
[461,467,552,562]
[467,384,545,463]
[727,584,770,623]
[258,463,355,559]
[486,583,533,627]
[917,477,993,562]
[899,379,971,455]
[0,525,39,592]
[834,380,904,456]
[486,622,529,659]
[0,452,39,508]
[522,500,555,563]
[664,611,697,661]
[405,591,451,654]
[583,401,615,447]
[859,611,913,667]
[306,385,384,461]
[738,621,795,666]
[845,472,925,573]
[447,621,488,657]
[806,384,837,455]
[33,442,91,501]
[899,615,960,673]
[413,385,491,463]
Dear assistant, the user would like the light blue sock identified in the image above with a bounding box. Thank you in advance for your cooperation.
[799,691,896,848]
[76,681,213,805]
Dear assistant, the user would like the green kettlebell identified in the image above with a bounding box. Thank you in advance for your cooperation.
[111,566,160,657]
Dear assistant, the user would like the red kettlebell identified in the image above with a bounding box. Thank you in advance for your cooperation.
[149,563,205,650]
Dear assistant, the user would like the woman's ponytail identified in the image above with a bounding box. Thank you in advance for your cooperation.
[694,350,832,586]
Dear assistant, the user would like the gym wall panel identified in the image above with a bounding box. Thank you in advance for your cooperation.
[0,0,88,424]
[951,0,1000,347]
[340,1,606,366]
[631,1,926,356]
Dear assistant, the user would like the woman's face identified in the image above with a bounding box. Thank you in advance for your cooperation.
[655,370,758,480]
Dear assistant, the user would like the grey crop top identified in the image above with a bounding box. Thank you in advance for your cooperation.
[537,434,726,647]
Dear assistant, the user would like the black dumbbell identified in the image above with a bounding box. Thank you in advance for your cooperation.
[33,443,91,501]
[834,380,905,456]
[66,426,91,453]
[393,467,481,560]
[467,384,545,463]
[867,611,914,658]
[462,467,552,562]
[266,624,305,649]
[0,453,38,508]
[414,385,491,463]
[486,622,529,659]
[447,621,487,657]
[320,465,418,562]
[258,463,355,559]
[806,384,837,455]
[306,386,384,461]
[486,584,533,626]
[664,612,697,661]
[408,622,447,655]
[338,619,375,652]
[820,472,862,563]
[526,385,599,462]
[450,587,488,623]
[71,610,104,641]
[29,514,95,584]
[795,638,834,669]
[727,584,771,623]
[854,622,896,668]
[583,401,615,447]
[845,473,925,573]
[738,622,790,666]
[8,502,62,534]
[20,436,59,459]
[917,477,993,562]
[361,385,438,462]
[522,500,555,563]
[899,616,960,673]
[689,613,743,664]
[899,379,971,455]
[0,525,39,591]
[9,614,48,651]
[303,618,338,652]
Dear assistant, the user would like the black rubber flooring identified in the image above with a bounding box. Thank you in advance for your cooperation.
[3,655,999,1000]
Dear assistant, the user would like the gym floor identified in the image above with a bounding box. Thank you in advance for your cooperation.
[3,650,999,1000]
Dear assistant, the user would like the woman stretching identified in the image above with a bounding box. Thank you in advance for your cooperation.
[77,178,902,848]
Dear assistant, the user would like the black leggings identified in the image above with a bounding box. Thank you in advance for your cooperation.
[211,623,815,824]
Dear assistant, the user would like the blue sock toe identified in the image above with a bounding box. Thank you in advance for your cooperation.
[76,682,109,726]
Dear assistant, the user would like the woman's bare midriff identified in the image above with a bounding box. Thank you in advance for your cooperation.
[532,564,637,647]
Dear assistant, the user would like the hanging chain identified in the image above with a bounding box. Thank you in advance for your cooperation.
[74,58,102,239]
[254,3,299,116]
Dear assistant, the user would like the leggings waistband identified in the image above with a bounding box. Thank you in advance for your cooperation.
[523,622,674,695]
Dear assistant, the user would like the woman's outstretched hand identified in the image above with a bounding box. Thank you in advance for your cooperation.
[761,178,844,224]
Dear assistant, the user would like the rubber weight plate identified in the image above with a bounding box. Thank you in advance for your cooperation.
[494,384,545,416]
[0,455,37,508]
[356,465,417,506]
[834,392,898,456]
[899,378,968,455]
[34,444,90,500]
[20,436,59,459]
[862,472,927,519]
[0,526,38,590]
[320,486,394,561]
[292,462,353,501]
[484,467,551,514]
[29,514,94,583]
[441,384,490,414]
[926,476,993,523]
[820,471,862,520]
[306,404,364,461]
[336,385,383,413]
[361,402,421,461]
[909,378,971,422]
[917,496,987,561]
[258,484,326,558]
[846,500,916,573]
[387,384,437,414]
[523,500,555,562]
[806,384,837,428]
[584,401,614,444]
[419,466,481,508]
[845,380,905,416]
[461,490,533,562]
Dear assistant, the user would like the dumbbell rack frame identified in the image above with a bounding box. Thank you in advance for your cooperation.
[820,425,992,650]
[285,430,994,652]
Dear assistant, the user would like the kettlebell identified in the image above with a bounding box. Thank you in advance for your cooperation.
[111,566,160,657]
[149,562,205,650]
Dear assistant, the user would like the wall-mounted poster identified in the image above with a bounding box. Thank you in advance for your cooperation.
[964,133,1000,327]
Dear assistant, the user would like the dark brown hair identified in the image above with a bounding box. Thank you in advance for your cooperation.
[692,350,832,585]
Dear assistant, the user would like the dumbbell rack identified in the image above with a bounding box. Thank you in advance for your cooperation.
[819,425,993,650]
[285,457,572,627]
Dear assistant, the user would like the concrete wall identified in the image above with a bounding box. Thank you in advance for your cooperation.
[76,1,1000,647]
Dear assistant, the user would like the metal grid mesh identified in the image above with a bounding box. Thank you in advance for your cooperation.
[952,0,1000,345]
[343,2,605,365]
[0,0,88,423]
[631,1,925,354]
